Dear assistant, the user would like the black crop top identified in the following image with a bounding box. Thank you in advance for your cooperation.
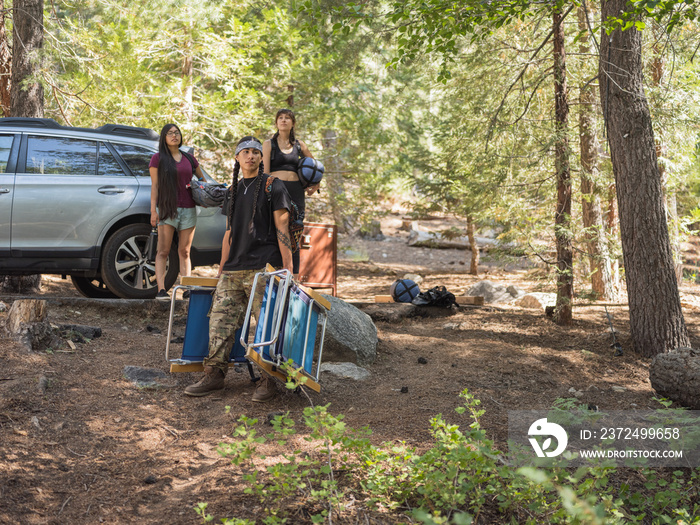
[269,138,301,173]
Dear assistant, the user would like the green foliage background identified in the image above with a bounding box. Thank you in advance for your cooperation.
[15,0,700,277]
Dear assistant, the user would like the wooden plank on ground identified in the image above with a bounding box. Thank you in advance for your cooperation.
[374,295,395,303]
[456,296,484,306]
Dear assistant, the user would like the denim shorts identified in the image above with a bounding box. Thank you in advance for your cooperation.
[158,207,197,231]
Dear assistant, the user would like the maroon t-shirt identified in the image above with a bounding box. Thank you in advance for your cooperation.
[149,152,200,208]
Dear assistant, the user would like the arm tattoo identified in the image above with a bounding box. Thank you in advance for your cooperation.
[276,228,293,251]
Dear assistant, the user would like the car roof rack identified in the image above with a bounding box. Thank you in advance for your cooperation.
[0,117,159,141]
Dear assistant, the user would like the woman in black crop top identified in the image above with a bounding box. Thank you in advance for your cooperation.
[262,108,319,274]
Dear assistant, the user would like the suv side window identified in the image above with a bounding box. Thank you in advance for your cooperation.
[98,142,126,177]
[112,143,153,177]
[26,136,97,175]
[0,135,14,172]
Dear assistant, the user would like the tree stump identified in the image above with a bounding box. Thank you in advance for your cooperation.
[6,299,46,333]
[5,299,62,351]
[1,275,42,294]
[649,347,700,409]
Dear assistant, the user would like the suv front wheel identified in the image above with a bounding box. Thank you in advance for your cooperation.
[100,223,179,299]
[71,276,118,299]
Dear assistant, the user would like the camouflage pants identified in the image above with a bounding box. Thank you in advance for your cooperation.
[203,268,265,374]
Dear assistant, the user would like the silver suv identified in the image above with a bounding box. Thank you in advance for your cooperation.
[0,118,226,299]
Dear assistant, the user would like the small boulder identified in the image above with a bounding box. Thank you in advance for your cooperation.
[361,303,416,323]
[515,293,557,310]
[320,362,371,381]
[123,366,176,389]
[506,285,526,299]
[403,273,424,285]
[466,281,512,304]
[322,295,377,365]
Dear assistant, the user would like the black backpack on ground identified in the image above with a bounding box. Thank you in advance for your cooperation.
[411,286,456,308]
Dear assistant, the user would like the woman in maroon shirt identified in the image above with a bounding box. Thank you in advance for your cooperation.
[149,123,205,300]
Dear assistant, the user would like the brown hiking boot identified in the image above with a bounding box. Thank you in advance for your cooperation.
[184,366,225,397]
[251,375,276,403]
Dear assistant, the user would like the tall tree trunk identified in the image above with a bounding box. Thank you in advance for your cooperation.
[11,0,43,117]
[599,0,689,356]
[651,30,683,282]
[0,0,11,116]
[577,6,616,301]
[322,129,349,233]
[466,215,479,275]
[2,0,44,294]
[553,6,573,326]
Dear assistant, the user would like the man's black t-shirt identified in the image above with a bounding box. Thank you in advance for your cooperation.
[223,175,292,272]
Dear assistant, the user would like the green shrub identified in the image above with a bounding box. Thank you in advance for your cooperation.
[197,389,700,524]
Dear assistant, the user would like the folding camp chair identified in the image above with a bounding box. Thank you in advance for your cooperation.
[242,265,331,393]
[165,277,257,379]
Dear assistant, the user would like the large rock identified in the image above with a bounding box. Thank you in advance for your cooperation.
[123,366,177,389]
[403,273,424,285]
[322,295,377,365]
[407,229,469,250]
[466,281,519,304]
[514,293,557,310]
[650,347,700,409]
[320,362,371,381]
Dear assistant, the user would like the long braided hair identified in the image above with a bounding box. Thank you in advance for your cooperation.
[271,108,296,152]
[156,123,183,221]
[227,136,265,243]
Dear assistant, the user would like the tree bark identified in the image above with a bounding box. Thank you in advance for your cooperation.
[599,0,689,356]
[6,298,46,333]
[553,6,573,326]
[11,0,43,118]
[651,30,683,282]
[466,215,479,275]
[0,0,11,116]
[2,0,44,294]
[577,6,616,301]
[606,182,622,292]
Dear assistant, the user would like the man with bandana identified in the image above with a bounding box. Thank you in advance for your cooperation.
[185,136,293,401]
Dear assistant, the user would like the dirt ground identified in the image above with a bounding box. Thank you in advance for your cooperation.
[3,220,700,524]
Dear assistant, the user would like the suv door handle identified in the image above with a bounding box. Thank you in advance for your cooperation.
[97,186,126,194]
[0,188,9,194]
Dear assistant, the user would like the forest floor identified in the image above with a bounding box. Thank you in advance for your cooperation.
[3,215,700,524]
